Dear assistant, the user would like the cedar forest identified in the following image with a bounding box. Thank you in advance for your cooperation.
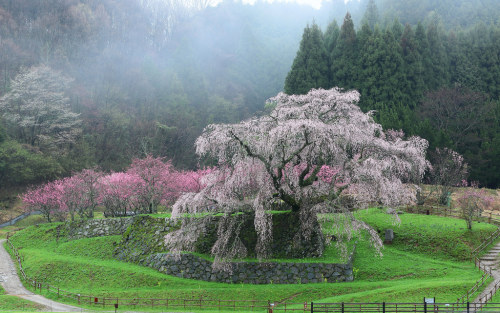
[0,0,499,193]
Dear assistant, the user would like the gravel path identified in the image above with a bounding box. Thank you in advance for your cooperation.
[0,239,83,312]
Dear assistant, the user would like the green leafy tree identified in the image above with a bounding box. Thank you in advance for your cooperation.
[284,23,329,95]
[0,140,63,188]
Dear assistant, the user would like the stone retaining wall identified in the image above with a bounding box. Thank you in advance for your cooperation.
[59,216,354,284]
[144,253,353,284]
[60,217,134,239]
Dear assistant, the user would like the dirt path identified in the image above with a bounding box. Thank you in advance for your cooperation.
[0,239,83,312]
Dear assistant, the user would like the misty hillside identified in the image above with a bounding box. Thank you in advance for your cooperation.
[380,0,500,29]
[0,0,499,190]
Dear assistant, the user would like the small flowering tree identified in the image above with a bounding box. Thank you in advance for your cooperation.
[167,88,429,264]
[22,182,65,222]
[127,156,179,213]
[175,168,214,194]
[58,176,84,221]
[57,169,102,220]
[456,182,494,230]
[98,172,142,217]
[20,157,206,219]
[74,169,102,219]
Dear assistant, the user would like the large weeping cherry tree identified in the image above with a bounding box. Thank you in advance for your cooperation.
[166,88,429,267]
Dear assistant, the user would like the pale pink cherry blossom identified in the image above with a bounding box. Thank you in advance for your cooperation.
[167,88,429,264]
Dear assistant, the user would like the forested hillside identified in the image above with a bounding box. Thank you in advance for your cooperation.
[285,0,500,187]
[0,0,499,191]
[0,0,363,190]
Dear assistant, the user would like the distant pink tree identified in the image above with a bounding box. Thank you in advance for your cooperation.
[127,155,180,213]
[167,88,429,263]
[175,168,214,193]
[58,176,83,221]
[22,182,65,222]
[74,169,102,218]
[98,172,142,217]
[457,181,494,230]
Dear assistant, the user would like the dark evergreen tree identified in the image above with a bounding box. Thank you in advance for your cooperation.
[324,20,340,54]
[284,23,329,95]
[361,0,380,30]
[450,31,483,91]
[284,7,500,187]
[425,15,449,89]
[357,26,407,129]
[391,19,403,40]
[400,23,425,109]
[330,12,358,90]
[414,22,432,91]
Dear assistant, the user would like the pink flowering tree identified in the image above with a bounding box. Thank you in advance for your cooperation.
[175,168,214,194]
[98,172,142,217]
[57,169,102,220]
[58,176,83,221]
[74,169,102,218]
[22,182,65,222]
[457,181,494,230]
[127,156,179,213]
[167,88,429,263]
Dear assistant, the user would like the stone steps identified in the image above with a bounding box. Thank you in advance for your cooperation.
[472,241,500,310]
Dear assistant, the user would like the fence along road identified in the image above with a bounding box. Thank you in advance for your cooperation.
[0,239,82,312]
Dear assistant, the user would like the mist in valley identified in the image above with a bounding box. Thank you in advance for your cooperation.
[0,0,499,189]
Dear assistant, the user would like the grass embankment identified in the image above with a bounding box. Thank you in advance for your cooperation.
[5,208,498,312]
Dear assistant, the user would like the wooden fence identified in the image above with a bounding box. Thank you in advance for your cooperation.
[403,205,500,225]
[309,301,500,312]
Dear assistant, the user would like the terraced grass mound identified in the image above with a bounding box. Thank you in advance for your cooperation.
[4,208,498,312]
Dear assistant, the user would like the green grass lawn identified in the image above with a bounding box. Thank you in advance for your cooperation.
[5,208,498,312]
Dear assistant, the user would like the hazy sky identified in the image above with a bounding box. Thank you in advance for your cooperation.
[210,0,356,10]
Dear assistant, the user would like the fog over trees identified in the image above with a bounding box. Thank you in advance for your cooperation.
[0,0,499,190]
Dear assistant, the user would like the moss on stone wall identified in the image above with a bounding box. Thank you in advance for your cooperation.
[113,215,181,263]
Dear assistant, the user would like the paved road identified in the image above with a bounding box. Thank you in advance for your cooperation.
[0,239,83,312]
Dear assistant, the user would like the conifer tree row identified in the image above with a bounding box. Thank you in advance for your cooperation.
[284,11,500,187]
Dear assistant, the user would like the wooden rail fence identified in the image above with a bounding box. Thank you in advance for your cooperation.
[310,301,500,312]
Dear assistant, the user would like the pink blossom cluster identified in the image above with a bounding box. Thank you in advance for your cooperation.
[22,156,212,221]
[456,181,494,229]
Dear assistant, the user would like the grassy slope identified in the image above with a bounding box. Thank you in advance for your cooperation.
[6,209,497,312]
